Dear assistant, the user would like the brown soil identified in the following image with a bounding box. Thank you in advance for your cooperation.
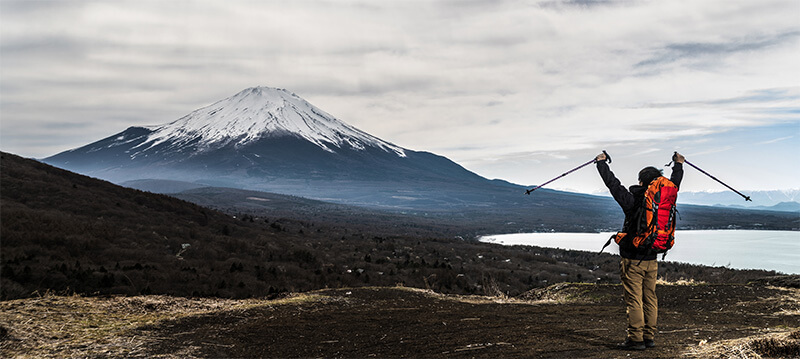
[2,283,798,358]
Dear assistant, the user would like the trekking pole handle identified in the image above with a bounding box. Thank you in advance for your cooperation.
[592,150,612,164]
[601,150,611,164]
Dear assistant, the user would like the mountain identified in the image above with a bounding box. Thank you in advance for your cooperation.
[721,201,800,213]
[43,87,488,208]
[679,189,800,209]
[766,201,800,212]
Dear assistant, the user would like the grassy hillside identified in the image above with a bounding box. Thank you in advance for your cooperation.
[0,152,782,301]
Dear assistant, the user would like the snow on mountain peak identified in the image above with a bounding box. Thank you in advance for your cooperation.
[133,86,406,157]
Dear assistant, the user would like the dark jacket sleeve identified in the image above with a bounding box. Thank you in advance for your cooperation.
[670,162,684,189]
[596,161,636,212]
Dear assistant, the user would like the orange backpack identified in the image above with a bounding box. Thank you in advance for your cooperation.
[601,176,679,258]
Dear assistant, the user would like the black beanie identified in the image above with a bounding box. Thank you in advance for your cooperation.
[638,166,662,185]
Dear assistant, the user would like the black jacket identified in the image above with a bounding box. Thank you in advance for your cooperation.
[596,161,683,260]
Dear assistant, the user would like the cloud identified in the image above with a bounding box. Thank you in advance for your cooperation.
[756,136,794,145]
[635,32,800,68]
[538,0,633,9]
[643,88,800,108]
[0,0,798,191]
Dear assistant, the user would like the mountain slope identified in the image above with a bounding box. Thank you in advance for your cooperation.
[4,151,494,299]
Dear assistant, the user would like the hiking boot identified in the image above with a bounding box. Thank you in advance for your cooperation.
[617,338,646,350]
[644,339,656,348]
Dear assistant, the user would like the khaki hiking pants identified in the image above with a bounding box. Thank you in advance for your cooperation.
[620,258,658,342]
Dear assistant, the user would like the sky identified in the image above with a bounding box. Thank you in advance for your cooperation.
[1,0,798,194]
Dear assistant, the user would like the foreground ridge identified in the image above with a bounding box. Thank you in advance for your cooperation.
[1,284,798,358]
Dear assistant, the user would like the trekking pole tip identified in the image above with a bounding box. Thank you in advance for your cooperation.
[745,196,752,202]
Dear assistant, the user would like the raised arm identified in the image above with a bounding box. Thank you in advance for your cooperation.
[596,153,636,211]
[670,152,685,189]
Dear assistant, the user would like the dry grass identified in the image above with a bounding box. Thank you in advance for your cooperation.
[388,285,553,305]
[767,287,800,316]
[686,287,800,358]
[0,293,321,358]
[657,277,706,286]
[687,330,800,359]
[386,286,517,305]
[515,282,600,304]
[732,287,800,317]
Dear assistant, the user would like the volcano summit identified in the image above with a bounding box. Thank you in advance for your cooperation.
[135,87,406,158]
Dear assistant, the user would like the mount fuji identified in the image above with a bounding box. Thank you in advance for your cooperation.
[127,87,407,159]
[43,87,503,207]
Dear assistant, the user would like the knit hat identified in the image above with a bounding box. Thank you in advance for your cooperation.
[638,166,663,185]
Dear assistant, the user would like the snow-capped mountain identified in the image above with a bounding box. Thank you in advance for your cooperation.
[43,87,488,207]
[135,87,406,158]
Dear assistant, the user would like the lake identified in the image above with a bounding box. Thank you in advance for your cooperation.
[480,230,800,275]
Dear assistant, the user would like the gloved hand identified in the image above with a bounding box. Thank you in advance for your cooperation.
[596,152,607,162]
[673,152,685,164]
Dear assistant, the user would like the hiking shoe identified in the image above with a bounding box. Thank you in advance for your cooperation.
[617,338,646,350]
[644,339,655,348]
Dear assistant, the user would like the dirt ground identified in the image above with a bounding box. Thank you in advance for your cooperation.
[2,282,799,358]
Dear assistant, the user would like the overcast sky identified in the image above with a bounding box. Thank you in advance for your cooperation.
[1,0,798,194]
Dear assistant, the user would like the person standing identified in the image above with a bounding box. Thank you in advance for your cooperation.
[595,151,684,350]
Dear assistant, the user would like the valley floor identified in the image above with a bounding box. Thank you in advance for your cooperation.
[1,282,799,358]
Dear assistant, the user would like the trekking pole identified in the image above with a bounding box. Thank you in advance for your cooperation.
[525,151,611,195]
[670,152,752,202]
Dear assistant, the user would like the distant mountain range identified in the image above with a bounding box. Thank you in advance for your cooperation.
[678,190,800,212]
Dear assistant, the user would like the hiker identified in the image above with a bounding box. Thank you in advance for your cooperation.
[595,151,684,350]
